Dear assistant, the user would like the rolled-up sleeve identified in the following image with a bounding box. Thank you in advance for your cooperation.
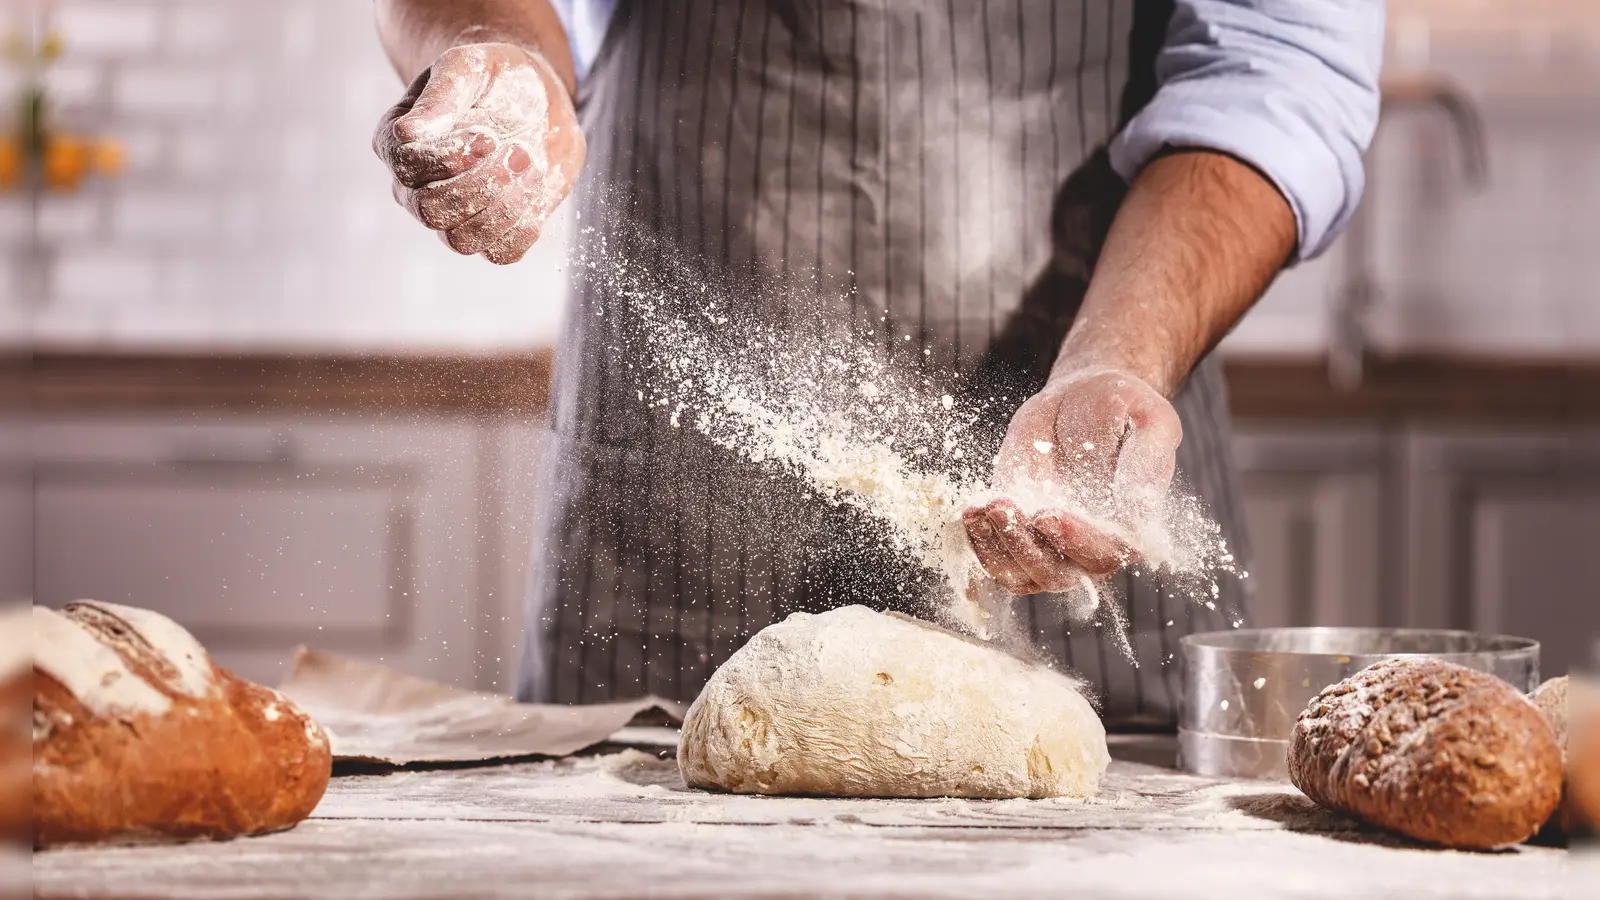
[1108,0,1384,261]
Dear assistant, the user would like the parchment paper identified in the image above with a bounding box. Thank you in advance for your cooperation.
[278,648,685,767]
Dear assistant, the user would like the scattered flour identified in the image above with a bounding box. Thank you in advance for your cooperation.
[572,221,1245,661]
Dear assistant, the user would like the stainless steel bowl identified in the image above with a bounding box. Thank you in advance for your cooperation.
[1178,627,1540,780]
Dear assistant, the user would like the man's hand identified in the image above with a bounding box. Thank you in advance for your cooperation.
[964,150,1296,596]
[373,42,584,264]
[963,368,1180,595]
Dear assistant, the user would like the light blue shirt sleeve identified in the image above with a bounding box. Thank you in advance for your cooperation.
[548,0,619,85]
[1109,0,1385,261]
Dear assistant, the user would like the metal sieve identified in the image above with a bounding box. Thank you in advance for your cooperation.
[1178,627,1541,780]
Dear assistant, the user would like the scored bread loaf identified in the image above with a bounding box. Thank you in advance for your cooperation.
[33,601,332,847]
[0,606,28,844]
[1288,657,1562,850]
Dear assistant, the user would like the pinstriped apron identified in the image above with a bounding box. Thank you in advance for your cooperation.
[520,0,1251,729]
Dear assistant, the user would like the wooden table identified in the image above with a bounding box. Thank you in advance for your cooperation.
[33,737,1574,899]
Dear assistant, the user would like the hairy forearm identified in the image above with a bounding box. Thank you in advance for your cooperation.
[1055,150,1297,397]
[375,0,576,96]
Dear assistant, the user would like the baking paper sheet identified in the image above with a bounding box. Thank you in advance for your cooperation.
[278,648,685,768]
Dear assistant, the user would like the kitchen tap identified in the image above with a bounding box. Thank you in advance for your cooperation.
[1329,74,1489,390]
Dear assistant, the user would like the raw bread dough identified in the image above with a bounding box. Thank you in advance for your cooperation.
[679,605,1109,799]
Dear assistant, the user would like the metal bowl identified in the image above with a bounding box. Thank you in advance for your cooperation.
[1178,627,1540,780]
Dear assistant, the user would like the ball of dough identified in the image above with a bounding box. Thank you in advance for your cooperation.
[679,605,1109,799]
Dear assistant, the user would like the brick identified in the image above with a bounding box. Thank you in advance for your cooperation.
[219,194,259,241]
[111,191,217,240]
[166,6,233,52]
[114,66,220,115]
[170,131,228,175]
[53,3,160,55]
[217,69,258,115]
[53,252,158,303]
[36,195,104,242]
[115,129,168,175]
[42,64,104,111]
[280,128,320,181]
[0,199,30,243]
[281,3,318,61]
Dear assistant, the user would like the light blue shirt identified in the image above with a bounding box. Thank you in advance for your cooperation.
[549,0,1382,262]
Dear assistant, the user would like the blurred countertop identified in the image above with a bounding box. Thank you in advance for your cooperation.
[4,350,1598,424]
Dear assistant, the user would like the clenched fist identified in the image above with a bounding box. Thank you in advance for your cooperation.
[963,367,1181,595]
[373,42,584,264]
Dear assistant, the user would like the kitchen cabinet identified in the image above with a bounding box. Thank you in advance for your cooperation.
[1231,428,1389,630]
[0,420,29,608]
[29,414,548,692]
[18,374,1599,693]
[1402,430,1600,680]
[1234,425,1600,680]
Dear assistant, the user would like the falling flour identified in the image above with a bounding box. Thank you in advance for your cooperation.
[572,220,1244,663]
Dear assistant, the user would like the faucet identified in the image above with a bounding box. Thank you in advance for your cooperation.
[1328,73,1489,390]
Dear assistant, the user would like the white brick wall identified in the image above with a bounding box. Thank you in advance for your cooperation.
[7,0,1598,355]
[52,3,161,55]
[16,0,571,351]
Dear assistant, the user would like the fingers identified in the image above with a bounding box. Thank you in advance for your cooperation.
[1112,399,1183,525]
[396,136,529,232]
[1033,509,1137,577]
[385,128,501,188]
[481,205,546,265]
[963,508,1042,595]
[393,49,491,144]
[984,501,1085,593]
[440,144,550,255]
[371,49,503,187]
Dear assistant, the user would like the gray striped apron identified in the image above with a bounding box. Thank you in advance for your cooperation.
[520,0,1250,730]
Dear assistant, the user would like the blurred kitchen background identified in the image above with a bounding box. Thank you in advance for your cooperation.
[2,0,1596,692]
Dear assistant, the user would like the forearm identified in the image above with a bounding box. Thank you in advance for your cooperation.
[1055,150,1296,397]
[375,0,576,96]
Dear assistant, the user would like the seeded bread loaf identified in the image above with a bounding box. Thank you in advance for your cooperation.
[1288,657,1562,850]
[33,602,332,847]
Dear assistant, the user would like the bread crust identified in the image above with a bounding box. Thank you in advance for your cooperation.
[1288,657,1562,850]
[33,603,331,848]
[1569,681,1600,833]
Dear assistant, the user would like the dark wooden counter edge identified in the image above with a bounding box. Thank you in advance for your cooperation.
[4,351,1599,422]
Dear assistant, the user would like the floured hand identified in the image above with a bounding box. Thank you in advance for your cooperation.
[373,42,584,264]
[963,367,1180,594]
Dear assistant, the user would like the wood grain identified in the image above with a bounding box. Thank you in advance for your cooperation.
[7,351,1598,422]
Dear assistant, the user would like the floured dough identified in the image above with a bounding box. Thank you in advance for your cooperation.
[678,605,1109,799]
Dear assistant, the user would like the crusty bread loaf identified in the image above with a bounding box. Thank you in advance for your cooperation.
[1288,657,1562,850]
[33,601,332,847]
[1569,679,1600,833]
[1530,676,1568,750]
[1529,676,1573,835]
[0,607,28,844]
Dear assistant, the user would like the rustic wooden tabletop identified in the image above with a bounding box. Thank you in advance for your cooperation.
[32,737,1574,899]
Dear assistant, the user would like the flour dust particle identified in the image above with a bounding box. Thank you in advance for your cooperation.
[564,212,1245,665]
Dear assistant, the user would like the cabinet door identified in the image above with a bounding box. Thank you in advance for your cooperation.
[1404,431,1600,680]
[31,415,486,689]
[0,420,28,608]
[1232,428,1388,629]
[485,422,551,695]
